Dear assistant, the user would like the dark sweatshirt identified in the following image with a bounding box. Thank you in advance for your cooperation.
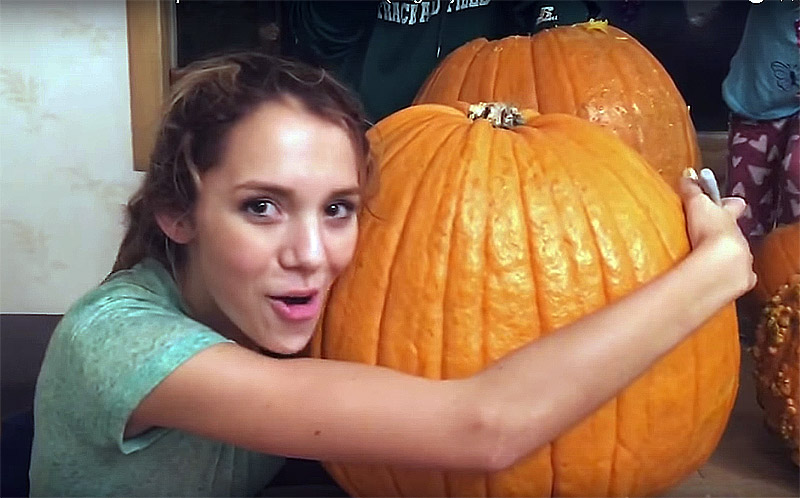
[288,1,601,122]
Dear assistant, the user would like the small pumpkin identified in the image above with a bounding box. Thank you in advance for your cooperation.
[752,223,800,303]
[313,103,739,497]
[751,222,800,466]
[414,21,701,191]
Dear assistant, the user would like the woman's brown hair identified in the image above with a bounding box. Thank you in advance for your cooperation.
[111,52,376,274]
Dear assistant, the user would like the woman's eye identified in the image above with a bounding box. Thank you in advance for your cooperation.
[243,199,279,218]
[325,201,356,220]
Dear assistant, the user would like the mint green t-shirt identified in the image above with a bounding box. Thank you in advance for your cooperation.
[29,259,285,497]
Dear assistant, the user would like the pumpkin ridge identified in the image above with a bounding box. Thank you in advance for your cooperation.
[516,128,554,333]
[607,32,645,153]
[683,321,701,483]
[549,31,578,114]
[476,120,492,371]
[325,114,452,365]
[417,65,443,103]
[510,131,545,325]
[443,123,492,378]
[335,467,361,498]
[610,31,646,153]
[384,468,404,497]
[552,136,608,312]
[368,104,435,145]
[614,30,698,176]
[374,121,467,376]
[430,122,478,383]
[607,431,629,495]
[637,45,682,164]
[609,404,632,495]
[514,126,560,333]
[487,42,500,101]
[441,119,496,498]
[528,35,539,111]
[565,28,598,120]
[530,121,616,320]
[567,126,703,486]
[543,125,604,320]
[458,42,486,103]
[518,122,610,329]
[440,122,497,387]
[545,127,626,495]
[441,129,478,382]
[546,127,625,496]
[538,122,699,494]
[501,130,559,495]
[483,130,549,497]
[502,133,549,343]
[551,121,681,267]
[414,121,471,381]
[343,117,446,364]
[483,125,542,359]
[430,38,487,102]
[440,140,466,382]
[371,112,445,176]
[554,132,614,305]
[540,124,638,299]
[601,159,673,277]
[322,464,354,496]
[370,115,458,497]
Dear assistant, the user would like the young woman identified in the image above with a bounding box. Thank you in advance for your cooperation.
[30,52,756,497]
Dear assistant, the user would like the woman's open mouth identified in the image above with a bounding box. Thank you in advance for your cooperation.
[268,292,320,322]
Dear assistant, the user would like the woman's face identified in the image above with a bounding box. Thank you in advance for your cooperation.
[179,98,361,354]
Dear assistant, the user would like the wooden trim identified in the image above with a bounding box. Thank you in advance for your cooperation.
[125,0,173,171]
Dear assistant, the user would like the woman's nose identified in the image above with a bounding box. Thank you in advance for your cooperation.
[279,217,325,271]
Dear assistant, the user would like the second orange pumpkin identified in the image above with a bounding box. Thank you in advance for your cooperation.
[414,21,701,190]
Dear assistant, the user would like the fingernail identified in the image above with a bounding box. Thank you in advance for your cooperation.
[682,167,698,181]
[699,168,722,205]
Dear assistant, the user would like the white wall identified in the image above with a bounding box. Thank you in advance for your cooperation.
[1,0,143,314]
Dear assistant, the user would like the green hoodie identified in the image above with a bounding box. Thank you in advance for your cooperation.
[289,0,601,122]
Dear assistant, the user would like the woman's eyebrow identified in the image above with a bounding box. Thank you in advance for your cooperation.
[234,182,360,199]
[234,182,292,198]
[329,187,361,198]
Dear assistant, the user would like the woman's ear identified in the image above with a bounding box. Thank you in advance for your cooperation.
[155,211,195,244]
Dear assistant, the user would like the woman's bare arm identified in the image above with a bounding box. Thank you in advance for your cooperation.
[129,177,755,470]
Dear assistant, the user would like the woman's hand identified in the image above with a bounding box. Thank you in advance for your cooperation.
[678,172,757,300]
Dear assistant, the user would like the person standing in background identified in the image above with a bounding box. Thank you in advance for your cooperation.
[723,0,800,244]
[288,1,602,123]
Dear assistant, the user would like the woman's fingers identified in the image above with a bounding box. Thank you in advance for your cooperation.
[680,169,747,219]
[721,197,747,219]
[678,172,705,200]
[698,169,723,205]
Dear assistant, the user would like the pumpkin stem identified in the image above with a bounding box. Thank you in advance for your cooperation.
[467,102,525,129]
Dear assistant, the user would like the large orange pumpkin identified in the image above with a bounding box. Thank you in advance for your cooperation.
[752,222,800,303]
[752,222,800,465]
[312,103,739,497]
[414,21,701,191]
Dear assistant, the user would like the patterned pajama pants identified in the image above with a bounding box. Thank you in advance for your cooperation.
[725,112,800,244]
